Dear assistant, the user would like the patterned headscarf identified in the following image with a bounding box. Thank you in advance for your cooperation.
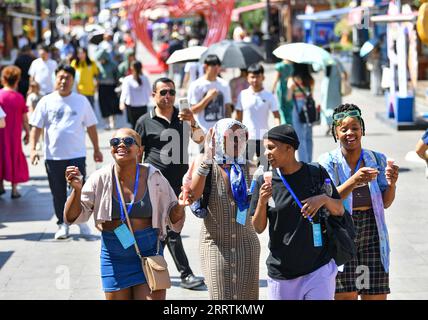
[212,119,248,165]
[212,119,249,211]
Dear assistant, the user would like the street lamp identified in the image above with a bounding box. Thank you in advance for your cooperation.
[264,0,275,62]
[35,0,43,44]
[49,0,58,45]
[350,0,370,88]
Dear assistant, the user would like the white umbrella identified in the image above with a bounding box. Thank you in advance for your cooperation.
[273,42,335,67]
[166,46,208,64]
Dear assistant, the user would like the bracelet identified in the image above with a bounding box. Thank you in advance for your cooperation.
[200,160,212,169]
[197,166,210,177]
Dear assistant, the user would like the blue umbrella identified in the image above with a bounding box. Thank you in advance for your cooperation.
[360,39,380,58]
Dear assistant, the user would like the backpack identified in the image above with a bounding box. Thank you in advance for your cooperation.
[308,163,357,266]
[292,81,320,124]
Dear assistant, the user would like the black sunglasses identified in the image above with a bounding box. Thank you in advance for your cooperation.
[159,89,176,96]
[109,137,138,148]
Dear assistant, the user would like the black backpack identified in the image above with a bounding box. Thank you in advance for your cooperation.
[308,163,357,266]
[293,81,320,124]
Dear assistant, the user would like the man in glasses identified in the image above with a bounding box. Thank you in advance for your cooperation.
[135,77,206,290]
[29,64,103,240]
[187,55,232,136]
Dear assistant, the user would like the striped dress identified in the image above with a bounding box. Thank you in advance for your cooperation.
[199,163,260,300]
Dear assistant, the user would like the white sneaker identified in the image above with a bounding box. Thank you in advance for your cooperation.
[55,223,69,240]
[78,223,92,236]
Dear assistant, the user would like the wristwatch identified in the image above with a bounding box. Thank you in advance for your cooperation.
[191,121,200,129]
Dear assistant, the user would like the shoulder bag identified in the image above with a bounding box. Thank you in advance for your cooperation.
[114,165,171,292]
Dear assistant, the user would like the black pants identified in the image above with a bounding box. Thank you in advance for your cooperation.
[126,105,148,130]
[45,157,86,225]
[163,227,193,279]
[246,139,268,168]
[98,84,121,118]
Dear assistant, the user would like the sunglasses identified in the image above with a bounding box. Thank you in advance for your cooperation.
[159,89,176,96]
[333,110,361,122]
[109,137,138,148]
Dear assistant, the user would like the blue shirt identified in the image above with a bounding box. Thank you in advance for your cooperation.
[318,147,391,272]
[422,129,428,145]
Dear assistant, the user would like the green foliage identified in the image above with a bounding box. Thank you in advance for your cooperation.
[71,13,88,20]
[334,17,352,37]
[228,0,265,37]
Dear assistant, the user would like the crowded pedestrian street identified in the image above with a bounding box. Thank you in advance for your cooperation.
[0,64,427,299]
[1,0,428,304]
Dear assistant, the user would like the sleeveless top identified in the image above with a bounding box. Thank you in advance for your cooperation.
[111,186,152,219]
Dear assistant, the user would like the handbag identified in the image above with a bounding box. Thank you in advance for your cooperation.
[114,166,171,292]
[292,80,320,124]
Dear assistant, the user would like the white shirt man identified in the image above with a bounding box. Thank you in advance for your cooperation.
[236,87,279,140]
[28,47,57,96]
[187,55,232,134]
[30,65,102,240]
[235,64,281,165]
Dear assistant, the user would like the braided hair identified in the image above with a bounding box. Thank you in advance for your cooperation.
[331,103,365,142]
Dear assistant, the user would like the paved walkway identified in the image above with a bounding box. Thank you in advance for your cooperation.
[1,64,428,300]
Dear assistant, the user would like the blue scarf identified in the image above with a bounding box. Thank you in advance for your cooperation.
[225,163,249,211]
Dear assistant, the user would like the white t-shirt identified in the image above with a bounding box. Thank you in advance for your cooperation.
[30,92,98,160]
[187,76,232,133]
[0,106,5,118]
[236,87,279,140]
[28,58,58,95]
[120,74,151,107]
[184,62,204,84]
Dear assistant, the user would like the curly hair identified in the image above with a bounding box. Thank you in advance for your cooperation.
[1,65,21,87]
[331,103,365,142]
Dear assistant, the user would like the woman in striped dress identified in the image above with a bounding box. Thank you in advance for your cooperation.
[190,119,260,300]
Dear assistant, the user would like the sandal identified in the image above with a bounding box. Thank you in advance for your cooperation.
[11,192,21,199]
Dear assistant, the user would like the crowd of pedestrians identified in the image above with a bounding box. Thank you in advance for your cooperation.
[1,21,426,302]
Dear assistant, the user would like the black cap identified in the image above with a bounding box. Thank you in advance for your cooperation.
[264,124,300,150]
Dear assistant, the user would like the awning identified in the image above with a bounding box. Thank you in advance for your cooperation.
[297,7,354,21]
[105,0,124,9]
[7,11,43,21]
[371,13,417,23]
[231,1,279,22]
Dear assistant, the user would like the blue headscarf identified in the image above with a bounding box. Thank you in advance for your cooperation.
[212,119,249,211]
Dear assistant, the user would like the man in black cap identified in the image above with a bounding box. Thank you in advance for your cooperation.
[249,124,344,300]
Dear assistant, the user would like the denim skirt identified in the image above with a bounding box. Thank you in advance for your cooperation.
[100,226,162,292]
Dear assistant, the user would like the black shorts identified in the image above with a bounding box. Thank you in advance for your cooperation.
[335,208,390,295]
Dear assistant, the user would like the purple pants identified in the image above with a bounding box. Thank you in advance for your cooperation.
[267,260,338,300]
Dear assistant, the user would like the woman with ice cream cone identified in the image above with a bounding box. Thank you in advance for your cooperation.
[318,103,399,300]
[189,118,260,300]
[250,124,344,300]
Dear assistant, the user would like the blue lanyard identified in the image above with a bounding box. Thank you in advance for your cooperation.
[115,165,140,222]
[276,168,313,224]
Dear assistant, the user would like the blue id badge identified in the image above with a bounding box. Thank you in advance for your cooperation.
[236,208,247,225]
[114,224,136,249]
[312,223,323,247]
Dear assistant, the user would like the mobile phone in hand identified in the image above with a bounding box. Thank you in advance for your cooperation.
[179,98,190,112]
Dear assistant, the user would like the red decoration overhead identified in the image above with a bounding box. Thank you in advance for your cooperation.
[127,0,235,57]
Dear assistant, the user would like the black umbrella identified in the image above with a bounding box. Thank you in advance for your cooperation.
[199,40,264,68]
[88,31,105,45]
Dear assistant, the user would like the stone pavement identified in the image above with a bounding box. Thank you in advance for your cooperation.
[1,64,428,300]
